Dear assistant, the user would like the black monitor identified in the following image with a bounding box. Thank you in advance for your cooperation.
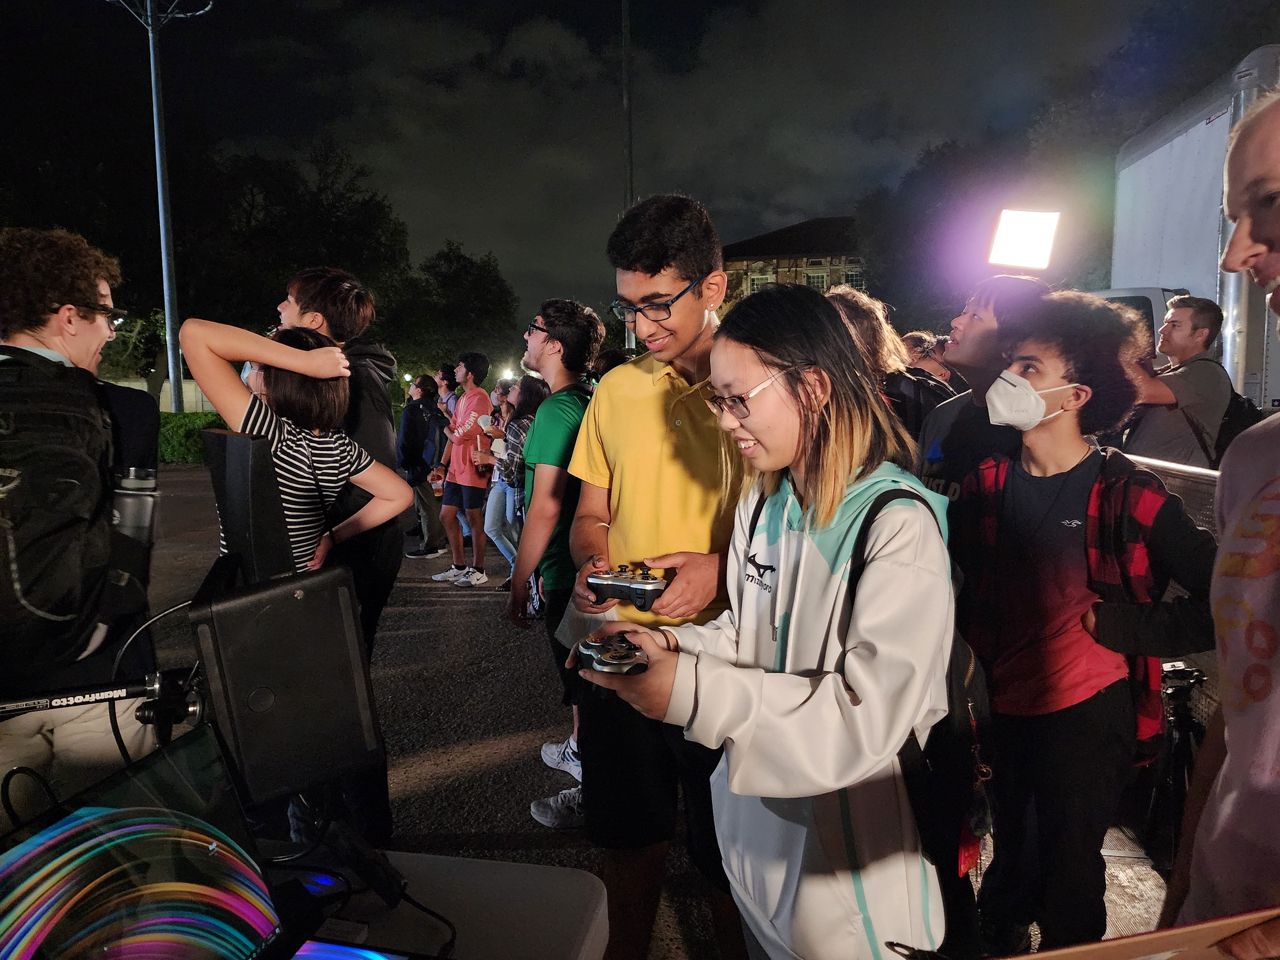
[201,429,295,585]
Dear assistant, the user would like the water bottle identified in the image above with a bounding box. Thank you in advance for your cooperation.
[113,467,159,545]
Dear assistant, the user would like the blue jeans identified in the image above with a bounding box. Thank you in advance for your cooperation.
[484,478,521,574]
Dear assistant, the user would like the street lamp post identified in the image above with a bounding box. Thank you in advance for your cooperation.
[622,0,636,350]
[106,0,214,412]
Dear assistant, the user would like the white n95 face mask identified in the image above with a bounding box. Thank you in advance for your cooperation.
[986,372,1079,432]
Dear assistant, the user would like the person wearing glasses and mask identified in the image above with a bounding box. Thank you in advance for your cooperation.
[578,283,954,960]
[949,292,1215,954]
[561,195,747,960]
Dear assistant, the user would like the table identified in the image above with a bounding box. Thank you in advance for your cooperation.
[322,851,608,960]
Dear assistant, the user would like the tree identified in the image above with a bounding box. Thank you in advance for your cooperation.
[381,240,523,384]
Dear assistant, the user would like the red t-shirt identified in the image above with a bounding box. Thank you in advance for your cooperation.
[974,453,1127,715]
[446,386,493,489]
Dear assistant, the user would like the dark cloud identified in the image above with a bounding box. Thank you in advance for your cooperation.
[11,0,1151,316]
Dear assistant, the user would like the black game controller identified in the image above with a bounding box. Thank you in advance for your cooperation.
[586,564,668,611]
[577,635,649,676]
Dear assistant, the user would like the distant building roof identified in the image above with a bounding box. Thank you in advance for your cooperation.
[722,216,859,261]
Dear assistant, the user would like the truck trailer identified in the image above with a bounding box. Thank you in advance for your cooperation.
[1101,44,1280,410]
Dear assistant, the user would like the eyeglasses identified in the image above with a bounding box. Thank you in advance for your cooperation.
[609,273,709,326]
[69,303,129,325]
[526,320,549,336]
[704,368,793,420]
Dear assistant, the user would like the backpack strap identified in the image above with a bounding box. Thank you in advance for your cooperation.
[848,488,940,590]
[746,485,769,542]
[1179,408,1217,466]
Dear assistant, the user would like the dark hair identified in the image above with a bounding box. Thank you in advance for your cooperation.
[606,194,723,287]
[594,347,637,380]
[412,374,434,392]
[288,266,376,342]
[1008,291,1143,436]
[901,330,941,358]
[436,365,459,392]
[261,326,350,432]
[1166,294,1224,350]
[511,374,550,422]
[971,274,1052,348]
[458,351,489,386]
[718,284,915,526]
[0,227,122,338]
[540,298,605,376]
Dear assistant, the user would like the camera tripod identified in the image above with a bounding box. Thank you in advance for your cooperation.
[1143,662,1208,874]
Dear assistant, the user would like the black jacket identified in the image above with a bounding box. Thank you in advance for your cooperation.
[334,336,397,521]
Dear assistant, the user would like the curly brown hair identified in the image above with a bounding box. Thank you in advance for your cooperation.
[0,228,122,338]
[1005,291,1144,436]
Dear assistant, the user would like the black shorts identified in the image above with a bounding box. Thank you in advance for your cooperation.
[579,690,729,890]
[441,480,487,511]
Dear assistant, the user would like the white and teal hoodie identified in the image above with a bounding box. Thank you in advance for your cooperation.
[664,462,954,959]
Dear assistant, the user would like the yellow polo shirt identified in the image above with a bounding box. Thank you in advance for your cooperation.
[569,351,739,627]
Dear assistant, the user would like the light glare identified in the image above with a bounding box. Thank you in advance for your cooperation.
[989,210,1060,271]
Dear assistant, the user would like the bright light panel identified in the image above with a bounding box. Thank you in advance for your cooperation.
[501,367,514,380]
[989,209,1060,270]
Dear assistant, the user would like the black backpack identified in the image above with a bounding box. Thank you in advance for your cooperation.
[1179,359,1265,468]
[0,347,116,685]
[747,486,991,874]
[884,369,954,441]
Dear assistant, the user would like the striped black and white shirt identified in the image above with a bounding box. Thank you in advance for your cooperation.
[236,395,374,572]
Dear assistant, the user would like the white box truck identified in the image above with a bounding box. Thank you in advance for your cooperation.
[1099,45,1280,410]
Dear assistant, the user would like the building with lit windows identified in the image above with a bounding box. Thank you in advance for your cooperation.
[721,216,863,313]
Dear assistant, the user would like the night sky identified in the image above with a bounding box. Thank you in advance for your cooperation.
[8,0,1151,314]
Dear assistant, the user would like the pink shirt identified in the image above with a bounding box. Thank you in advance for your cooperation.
[1181,415,1280,922]
[446,385,493,489]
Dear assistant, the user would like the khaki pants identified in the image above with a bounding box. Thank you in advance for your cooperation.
[0,699,156,833]
[412,481,448,550]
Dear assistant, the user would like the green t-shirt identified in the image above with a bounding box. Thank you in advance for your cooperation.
[523,385,592,590]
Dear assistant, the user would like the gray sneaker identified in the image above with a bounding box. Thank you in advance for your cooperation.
[405,545,449,559]
[431,566,467,582]
[540,737,582,782]
[454,567,489,588]
[530,786,583,829]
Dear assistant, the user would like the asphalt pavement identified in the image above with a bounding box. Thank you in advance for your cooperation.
[146,464,1166,958]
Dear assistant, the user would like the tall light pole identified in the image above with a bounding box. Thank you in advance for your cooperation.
[107,0,213,412]
[621,0,636,350]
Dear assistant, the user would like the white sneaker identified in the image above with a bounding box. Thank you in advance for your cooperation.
[454,567,489,588]
[540,737,582,782]
[530,786,583,829]
[431,566,467,582]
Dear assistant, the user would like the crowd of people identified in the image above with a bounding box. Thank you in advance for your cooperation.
[3,90,1280,960]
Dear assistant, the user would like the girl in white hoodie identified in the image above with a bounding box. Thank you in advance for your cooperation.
[579,284,955,959]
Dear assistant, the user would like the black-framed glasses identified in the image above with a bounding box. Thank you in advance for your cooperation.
[526,320,549,336]
[704,368,793,420]
[609,273,709,326]
[68,303,129,325]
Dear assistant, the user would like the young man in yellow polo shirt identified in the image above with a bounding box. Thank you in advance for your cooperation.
[561,195,745,960]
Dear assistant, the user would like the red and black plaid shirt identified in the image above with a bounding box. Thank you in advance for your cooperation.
[953,449,1179,749]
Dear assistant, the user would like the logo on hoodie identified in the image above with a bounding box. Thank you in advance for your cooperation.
[744,552,776,593]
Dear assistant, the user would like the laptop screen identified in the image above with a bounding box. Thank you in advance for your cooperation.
[0,724,286,959]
